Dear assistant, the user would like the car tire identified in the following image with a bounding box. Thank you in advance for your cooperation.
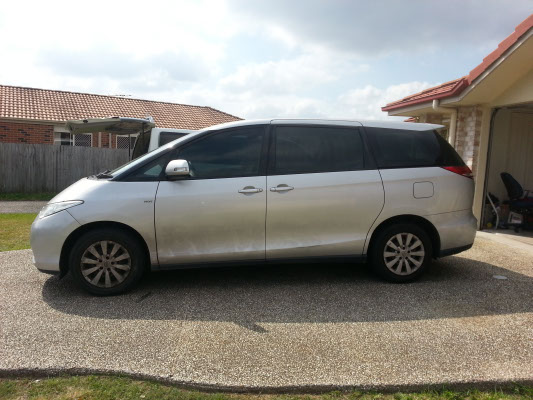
[370,223,432,283]
[69,228,146,296]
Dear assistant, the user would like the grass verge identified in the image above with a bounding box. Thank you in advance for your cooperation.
[0,213,36,251]
[0,192,55,201]
[0,376,532,400]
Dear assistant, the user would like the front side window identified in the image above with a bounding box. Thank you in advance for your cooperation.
[176,126,266,179]
[123,156,168,181]
[271,126,365,175]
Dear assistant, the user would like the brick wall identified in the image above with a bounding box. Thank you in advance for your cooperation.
[0,120,54,144]
[425,113,446,124]
[455,106,483,177]
[0,120,127,149]
[87,132,123,148]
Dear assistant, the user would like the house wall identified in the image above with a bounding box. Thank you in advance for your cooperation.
[90,132,120,148]
[97,133,123,149]
[424,114,446,125]
[0,120,54,144]
[0,119,127,149]
[454,106,483,178]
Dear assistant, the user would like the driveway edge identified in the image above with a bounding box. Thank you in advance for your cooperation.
[1,368,532,394]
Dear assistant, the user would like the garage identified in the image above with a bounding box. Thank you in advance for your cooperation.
[381,15,533,234]
[484,105,533,232]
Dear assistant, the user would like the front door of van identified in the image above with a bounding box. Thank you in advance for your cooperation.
[266,125,384,259]
[155,126,267,266]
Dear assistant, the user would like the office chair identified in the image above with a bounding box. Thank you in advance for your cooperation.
[500,172,533,231]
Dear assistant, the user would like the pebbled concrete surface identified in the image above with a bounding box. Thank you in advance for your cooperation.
[0,201,47,214]
[0,236,532,391]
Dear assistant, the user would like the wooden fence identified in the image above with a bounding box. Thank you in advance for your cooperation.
[0,143,130,193]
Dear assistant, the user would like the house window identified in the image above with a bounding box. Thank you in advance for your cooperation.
[73,133,92,147]
[116,134,137,149]
[53,132,73,146]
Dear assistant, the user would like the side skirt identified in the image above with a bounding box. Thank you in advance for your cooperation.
[156,255,367,271]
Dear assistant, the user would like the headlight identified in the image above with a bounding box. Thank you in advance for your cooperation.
[38,201,84,219]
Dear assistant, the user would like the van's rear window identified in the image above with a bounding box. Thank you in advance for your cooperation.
[366,128,466,169]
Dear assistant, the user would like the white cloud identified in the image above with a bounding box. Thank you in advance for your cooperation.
[336,82,436,120]
[229,0,532,56]
[0,0,237,91]
[219,54,369,95]
[171,80,435,121]
[0,0,519,125]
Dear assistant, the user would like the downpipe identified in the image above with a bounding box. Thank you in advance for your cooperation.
[432,99,457,147]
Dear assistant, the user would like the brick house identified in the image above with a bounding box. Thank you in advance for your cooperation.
[0,85,240,149]
[382,14,533,227]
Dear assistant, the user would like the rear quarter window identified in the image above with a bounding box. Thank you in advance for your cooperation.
[365,127,465,169]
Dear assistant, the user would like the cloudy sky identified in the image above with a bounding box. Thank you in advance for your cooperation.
[0,0,531,120]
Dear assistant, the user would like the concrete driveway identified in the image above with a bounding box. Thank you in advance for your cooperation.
[0,201,47,214]
[0,236,532,391]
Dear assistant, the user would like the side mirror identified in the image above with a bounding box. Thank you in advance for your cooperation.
[165,159,190,178]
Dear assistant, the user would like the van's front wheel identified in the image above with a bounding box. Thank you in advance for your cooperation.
[69,228,145,295]
[371,224,432,282]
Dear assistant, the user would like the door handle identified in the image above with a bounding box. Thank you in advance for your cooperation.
[238,187,263,194]
[270,185,294,192]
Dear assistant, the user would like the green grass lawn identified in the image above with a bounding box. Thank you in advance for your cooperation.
[0,192,56,201]
[0,376,531,400]
[0,213,36,251]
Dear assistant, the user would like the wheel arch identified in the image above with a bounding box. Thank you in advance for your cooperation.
[59,221,151,276]
[366,214,441,259]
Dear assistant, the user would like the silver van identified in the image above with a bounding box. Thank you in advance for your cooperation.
[31,119,477,295]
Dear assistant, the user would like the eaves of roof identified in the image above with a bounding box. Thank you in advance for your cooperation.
[382,14,533,112]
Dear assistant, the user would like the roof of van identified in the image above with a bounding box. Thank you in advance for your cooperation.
[200,119,444,132]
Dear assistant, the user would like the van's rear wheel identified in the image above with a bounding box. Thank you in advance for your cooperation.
[371,223,432,282]
[69,228,145,296]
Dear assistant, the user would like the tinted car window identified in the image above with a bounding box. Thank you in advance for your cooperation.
[177,127,265,179]
[434,131,466,166]
[272,126,365,175]
[159,131,190,146]
[131,131,151,159]
[123,156,168,181]
[366,128,465,168]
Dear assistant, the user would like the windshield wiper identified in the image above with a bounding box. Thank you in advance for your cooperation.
[95,169,113,179]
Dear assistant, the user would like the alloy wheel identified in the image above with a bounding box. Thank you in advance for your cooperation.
[383,233,425,276]
[80,240,131,288]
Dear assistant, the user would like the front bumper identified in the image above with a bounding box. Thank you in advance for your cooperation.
[30,210,81,273]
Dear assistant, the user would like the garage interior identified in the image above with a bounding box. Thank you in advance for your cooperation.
[483,104,533,235]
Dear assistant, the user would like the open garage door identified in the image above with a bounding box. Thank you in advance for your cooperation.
[483,106,533,232]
